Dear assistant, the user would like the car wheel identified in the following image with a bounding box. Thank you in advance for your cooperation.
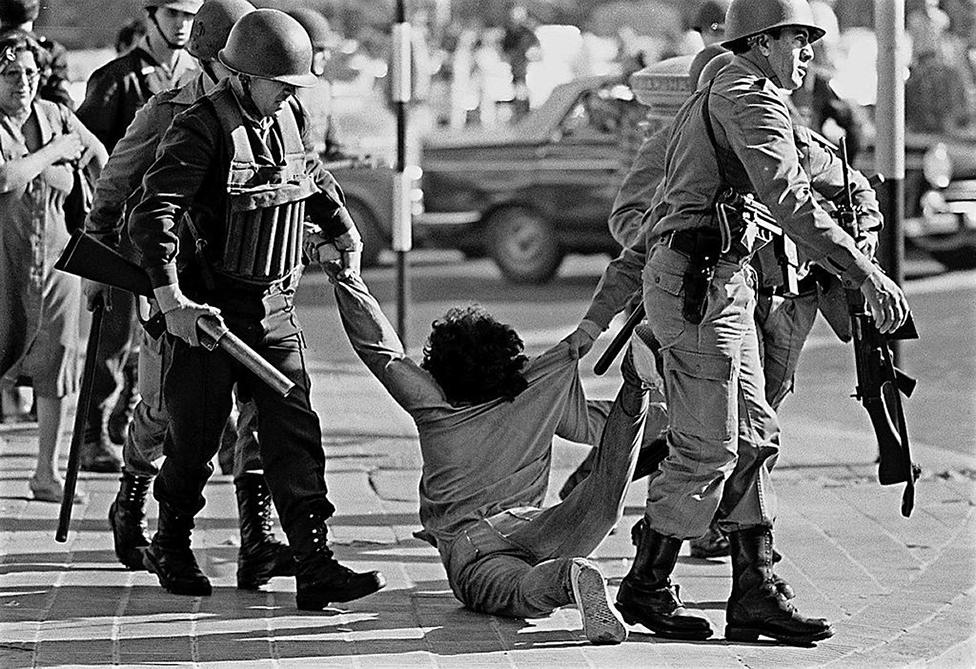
[487,208,563,284]
[929,246,976,270]
[345,198,383,268]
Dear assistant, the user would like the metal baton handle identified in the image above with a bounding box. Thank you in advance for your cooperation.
[196,317,296,397]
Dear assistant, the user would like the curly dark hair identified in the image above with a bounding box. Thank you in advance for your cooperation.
[421,305,528,406]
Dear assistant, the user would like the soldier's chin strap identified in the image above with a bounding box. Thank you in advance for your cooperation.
[147,9,186,51]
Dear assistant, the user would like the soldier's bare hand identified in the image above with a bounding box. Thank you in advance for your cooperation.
[860,270,909,334]
[563,327,596,359]
[82,280,113,312]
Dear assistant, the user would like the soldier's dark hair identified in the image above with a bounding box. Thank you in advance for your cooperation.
[729,27,785,54]
[0,0,40,27]
[421,305,528,406]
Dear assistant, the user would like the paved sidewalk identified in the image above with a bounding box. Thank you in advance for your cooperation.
[2,348,975,668]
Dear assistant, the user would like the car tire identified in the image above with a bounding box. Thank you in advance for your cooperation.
[929,246,976,270]
[487,208,563,284]
[345,197,383,268]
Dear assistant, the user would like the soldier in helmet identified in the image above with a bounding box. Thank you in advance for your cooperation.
[569,0,910,644]
[286,7,344,159]
[127,8,383,610]
[84,0,298,592]
[75,0,201,474]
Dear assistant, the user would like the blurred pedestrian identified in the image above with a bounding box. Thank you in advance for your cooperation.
[114,18,147,55]
[501,4,538,120]
[0,31,107,502]
[0,0,73,108]
[75,0,201,472]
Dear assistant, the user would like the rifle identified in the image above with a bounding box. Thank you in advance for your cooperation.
[55,230,295,398]
[836,137,920,517]
[56,296,104,542]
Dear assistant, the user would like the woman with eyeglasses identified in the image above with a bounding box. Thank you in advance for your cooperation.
[0,30,107,502]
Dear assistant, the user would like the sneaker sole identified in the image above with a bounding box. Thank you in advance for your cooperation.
[571,562,627,645]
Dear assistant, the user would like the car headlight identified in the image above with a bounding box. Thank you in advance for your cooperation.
[922,142,953,189]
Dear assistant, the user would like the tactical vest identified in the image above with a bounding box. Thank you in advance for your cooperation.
[210,87,316,285]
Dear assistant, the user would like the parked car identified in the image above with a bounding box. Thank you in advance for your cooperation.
[904,135,976,270]
[415,75,635,283]
[417,72,976,283]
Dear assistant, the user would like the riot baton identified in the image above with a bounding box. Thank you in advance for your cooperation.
[594,298,646,376]
[56,296,104,542]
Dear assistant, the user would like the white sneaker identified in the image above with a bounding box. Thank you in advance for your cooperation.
[570,558,627,645]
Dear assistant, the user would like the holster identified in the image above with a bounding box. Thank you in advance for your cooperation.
[675,230,723,325]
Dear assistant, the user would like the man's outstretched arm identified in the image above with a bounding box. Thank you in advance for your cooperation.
[325,262,443,413]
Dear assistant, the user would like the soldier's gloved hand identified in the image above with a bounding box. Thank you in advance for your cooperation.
[82,280,113,312]
[332,229,363,279]
[153,284,221,347]
[859,269,909,335]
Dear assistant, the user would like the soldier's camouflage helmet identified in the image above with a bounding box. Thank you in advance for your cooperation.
[143,0,203,12]
[218,8,317,87]
[187,0,254,61]
[721,0,826,48]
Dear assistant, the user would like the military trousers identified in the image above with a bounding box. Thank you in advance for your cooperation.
[153,303,335,552]
[122,327,262,480]
[444,381,646,619]
[641,243,780,539]
[755,288,819,411]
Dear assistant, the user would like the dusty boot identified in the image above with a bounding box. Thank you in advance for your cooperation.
[235,473,297,590]
[690,519,731,558]
[293,510,385,611]
[107,360,140,445]
[615,519,713,640]
[143,502,212,596]
[725,527,832,644]
[108,471,152,570]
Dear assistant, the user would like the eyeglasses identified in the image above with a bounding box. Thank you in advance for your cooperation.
[1,68,40,84]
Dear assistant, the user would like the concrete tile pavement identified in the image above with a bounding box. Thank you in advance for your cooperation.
[2,357,975,668]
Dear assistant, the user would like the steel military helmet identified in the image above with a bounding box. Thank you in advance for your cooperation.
[721,0,826,48]
[187,0,254,61]
[143,0,204,12]
[286,7,333,50]
[218,8,317,87]
[694,0,730,33]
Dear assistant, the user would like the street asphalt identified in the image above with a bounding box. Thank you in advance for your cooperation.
[1,263,974,668]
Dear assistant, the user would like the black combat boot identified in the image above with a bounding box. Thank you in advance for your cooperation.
[235,473,297,590]
[615,519,713,640]
[293,510,385,611]
[106,360,139,445]
[725,526,832,644]
[143,502,212,596]
[108,471,152,570]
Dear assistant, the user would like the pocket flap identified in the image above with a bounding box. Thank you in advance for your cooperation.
[648,266,684,296]
[666,348,733,381]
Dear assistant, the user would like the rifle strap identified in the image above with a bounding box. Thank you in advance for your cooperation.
[181,212,216,291]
